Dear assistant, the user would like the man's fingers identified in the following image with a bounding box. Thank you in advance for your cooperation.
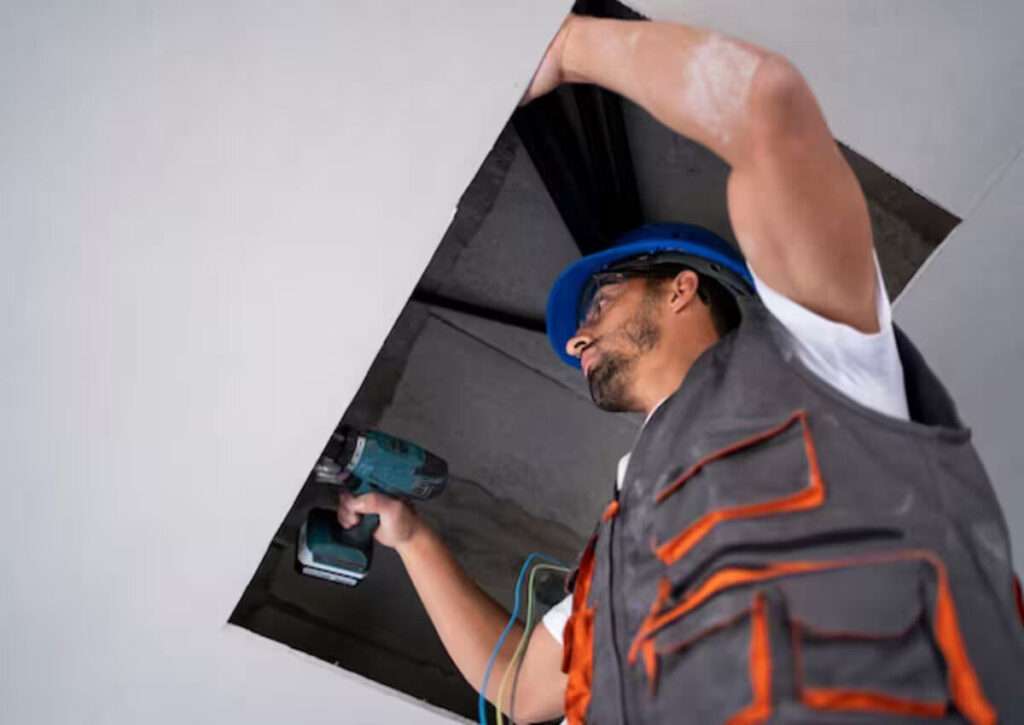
[336,491,361,528]
[350,492,387,514]
[336,505,359,528]
[337,491,390,521]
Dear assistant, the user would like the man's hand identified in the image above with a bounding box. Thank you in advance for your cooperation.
[342,490,567,720]
[519,14,579,107]
[337,490,421,550]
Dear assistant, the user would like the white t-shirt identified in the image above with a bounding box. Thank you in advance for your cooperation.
[542,255,909,644]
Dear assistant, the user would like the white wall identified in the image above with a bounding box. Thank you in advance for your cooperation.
[0,2,568,722]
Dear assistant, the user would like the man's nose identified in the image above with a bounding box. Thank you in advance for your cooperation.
[565,331,592,360]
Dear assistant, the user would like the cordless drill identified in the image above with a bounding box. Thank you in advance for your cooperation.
[296,425,447,586]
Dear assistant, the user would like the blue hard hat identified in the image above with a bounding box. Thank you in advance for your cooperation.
[546,223,755,368]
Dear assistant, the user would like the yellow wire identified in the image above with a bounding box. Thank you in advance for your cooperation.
[496,563,558,725]
[495,563,570,725]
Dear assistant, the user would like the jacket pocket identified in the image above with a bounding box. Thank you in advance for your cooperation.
[631,586,773,725]
[783,561,949,718]
[629,551,997,724]
[651,410,825,567]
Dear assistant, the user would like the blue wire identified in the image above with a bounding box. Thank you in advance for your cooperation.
[478,552,566,725]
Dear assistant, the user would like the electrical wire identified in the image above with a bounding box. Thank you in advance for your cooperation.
[498,563,570,725]
[508,562,571,724]
[497,565,569,720]
[496,563,569,725]
[478,553,566,725]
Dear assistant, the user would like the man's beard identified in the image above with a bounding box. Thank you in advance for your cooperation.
[588,352,635,412]
[587,298,660,412]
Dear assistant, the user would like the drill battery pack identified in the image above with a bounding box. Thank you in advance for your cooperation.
[296,508,373,586]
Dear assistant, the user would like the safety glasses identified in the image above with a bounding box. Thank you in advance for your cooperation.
[575,249,754,328]
[577,263,705,327]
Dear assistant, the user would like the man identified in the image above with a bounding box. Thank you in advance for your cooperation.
[338,13,1024,723]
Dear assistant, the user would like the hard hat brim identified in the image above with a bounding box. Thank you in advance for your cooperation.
[546,224,754,369]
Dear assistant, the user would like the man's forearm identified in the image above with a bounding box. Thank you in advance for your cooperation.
[562,17,797,167]
[396,523,523,704]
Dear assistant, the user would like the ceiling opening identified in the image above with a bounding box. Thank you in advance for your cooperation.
[229,1,959,721]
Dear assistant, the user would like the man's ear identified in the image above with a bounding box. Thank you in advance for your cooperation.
[668,270,701,313]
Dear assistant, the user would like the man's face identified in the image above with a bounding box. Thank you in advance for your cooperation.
[570,277,663,413]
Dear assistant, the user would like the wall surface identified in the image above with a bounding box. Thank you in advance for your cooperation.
[0,2,569,722]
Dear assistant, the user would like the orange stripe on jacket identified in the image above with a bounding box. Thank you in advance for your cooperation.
[725,593,772,725]
[563,496,619,725]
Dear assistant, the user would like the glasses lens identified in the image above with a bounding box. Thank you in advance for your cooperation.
[577,272,621,326]
[577,277,600,326]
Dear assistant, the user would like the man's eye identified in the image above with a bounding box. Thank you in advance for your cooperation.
[582,289,612,325]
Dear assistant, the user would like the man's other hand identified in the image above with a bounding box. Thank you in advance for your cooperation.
[337,490,421,550]
[519,14,578,107]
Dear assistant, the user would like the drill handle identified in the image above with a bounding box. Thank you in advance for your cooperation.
[344,512,380,549]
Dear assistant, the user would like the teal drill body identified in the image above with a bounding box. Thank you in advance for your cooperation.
[297,426,447,586]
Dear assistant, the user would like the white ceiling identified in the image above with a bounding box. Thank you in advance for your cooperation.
[630,0,1024,218]
[0,1,570,722]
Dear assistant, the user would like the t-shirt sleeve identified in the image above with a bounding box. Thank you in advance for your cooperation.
[541,594,573,646]
[750,251,909,421]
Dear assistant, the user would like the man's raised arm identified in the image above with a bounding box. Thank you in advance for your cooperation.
[526,15,878,333]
